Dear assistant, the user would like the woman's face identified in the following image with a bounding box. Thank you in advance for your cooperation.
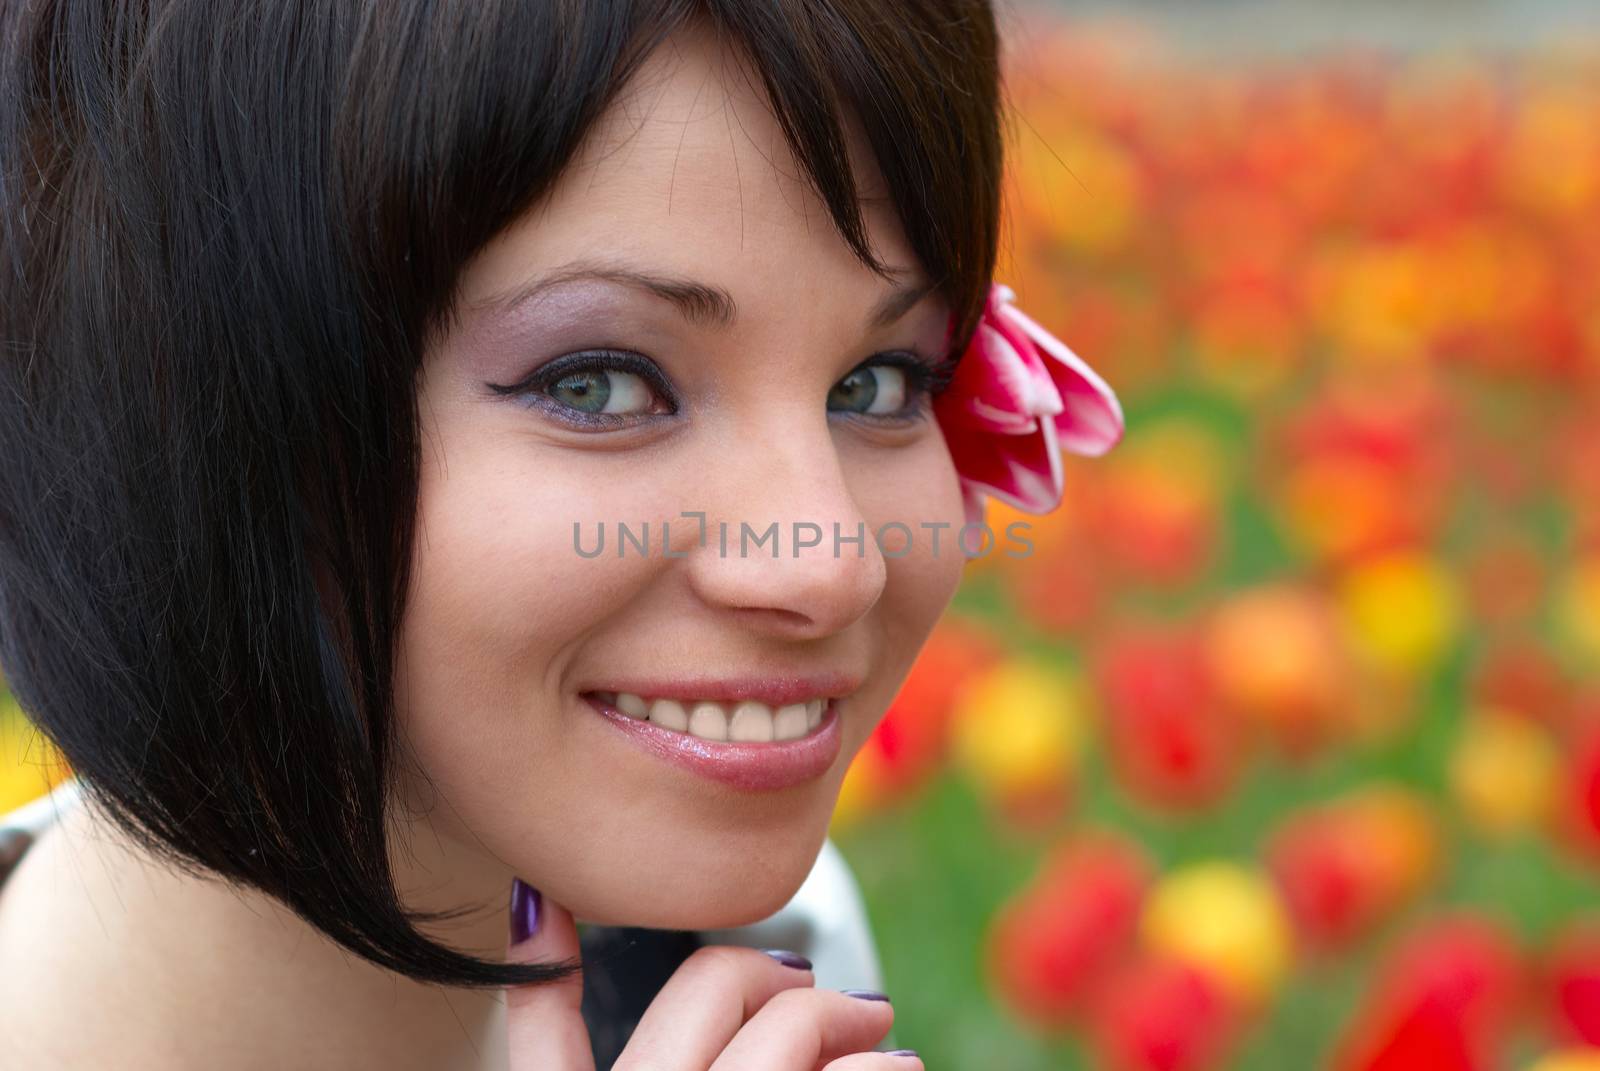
[394,24,966,931]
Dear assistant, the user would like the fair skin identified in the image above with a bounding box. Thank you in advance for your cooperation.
[0,22,964,1070]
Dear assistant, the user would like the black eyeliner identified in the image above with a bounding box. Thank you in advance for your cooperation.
[488,346,951,429]
[486,348,677,408]
[873,348,959,398]
[833,349,950,426]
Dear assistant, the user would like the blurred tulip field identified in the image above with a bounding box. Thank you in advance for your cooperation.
[8,6,1600,1070]
[827,11,1600,1071]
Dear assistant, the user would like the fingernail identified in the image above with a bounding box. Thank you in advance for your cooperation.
[841,988,891,1002]
[885,1050,920,1059]
[761,948,813,970]
[509,877,542,945]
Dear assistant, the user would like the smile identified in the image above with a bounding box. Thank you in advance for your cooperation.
[579,682,850,792]
[591,691,827,742]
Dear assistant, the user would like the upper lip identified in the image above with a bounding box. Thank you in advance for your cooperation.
[582,671,864,707]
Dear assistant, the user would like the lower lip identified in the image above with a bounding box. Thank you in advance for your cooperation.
[582,693,843,792]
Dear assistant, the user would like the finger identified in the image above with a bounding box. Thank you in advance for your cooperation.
[614,944,818,1070]
[821,1051,924,1071]
[504,879,594,1071]
[707,988,897,1071]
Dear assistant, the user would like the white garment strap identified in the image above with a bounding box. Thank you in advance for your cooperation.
[0,775,84,842]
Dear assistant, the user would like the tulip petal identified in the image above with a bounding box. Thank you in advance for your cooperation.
[944,410,1065,516]
[938,322,1063,436]
[996,301,1125,457]
[934,281,1123,518]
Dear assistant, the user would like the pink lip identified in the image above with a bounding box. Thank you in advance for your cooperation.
[582,693,844,792]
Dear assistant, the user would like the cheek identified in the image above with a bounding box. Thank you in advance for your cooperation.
[855,429,967,598]
[390,422,679,805]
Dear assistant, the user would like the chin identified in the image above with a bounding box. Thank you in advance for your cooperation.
[572,827,828,931]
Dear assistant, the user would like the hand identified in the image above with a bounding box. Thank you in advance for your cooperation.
[503,879,923,1070]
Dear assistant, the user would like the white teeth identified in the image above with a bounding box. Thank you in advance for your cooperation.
[773,703,808,741]
[688,702,729,741]
[648,698,688,731]
[603,692,829,743]
[729,701,775,742]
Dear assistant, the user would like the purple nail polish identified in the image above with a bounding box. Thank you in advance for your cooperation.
[884,1050,919,1058]
[841,988,891,1002]
[761,948,813,970]
[509,877,542,945]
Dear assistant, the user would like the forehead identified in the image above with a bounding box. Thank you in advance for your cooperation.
[454,22,919,314]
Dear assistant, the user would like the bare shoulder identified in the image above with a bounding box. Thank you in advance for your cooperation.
[0,802,509,1071]
[0,802,238,1069]
[0,806,183,1062]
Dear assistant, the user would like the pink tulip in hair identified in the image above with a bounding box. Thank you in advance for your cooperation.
[935,283,1125,527]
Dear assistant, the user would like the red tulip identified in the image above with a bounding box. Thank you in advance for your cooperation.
[1543,917,1600,1048]
[1332,914,1521,1071]
[1089,471,1221,588]
[1555,719,1600,861]
[1266,786,1440,950]
[1266,373,1455,568]
[1094,621,1241,812]
[1089,956,1239,1071]
[1471,641,1570,727]
[987,830,1155,1029]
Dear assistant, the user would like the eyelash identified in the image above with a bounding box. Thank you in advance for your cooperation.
[487,350,674,429]
[487,347,960,430]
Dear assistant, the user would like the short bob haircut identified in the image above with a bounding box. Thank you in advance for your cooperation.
[0,0,1005,989]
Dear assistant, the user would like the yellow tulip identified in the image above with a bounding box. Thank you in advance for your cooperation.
[1557,557,1600,664]
[948,658,1087,801]
[1448,709,1558,838]
[1142,861,1294,1007]
[1338,551,1461,676]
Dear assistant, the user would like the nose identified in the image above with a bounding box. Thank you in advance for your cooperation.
[678,422,888,641]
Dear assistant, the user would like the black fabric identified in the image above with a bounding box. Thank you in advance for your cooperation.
[0,828,32,888]
[579,925,705,1069]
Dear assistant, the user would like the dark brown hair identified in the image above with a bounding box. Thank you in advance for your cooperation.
[0,0,1005,989]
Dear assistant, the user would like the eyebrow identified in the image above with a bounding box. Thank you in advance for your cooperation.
[467,258,938,330]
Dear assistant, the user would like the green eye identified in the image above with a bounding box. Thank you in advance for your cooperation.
[828,365,909,416]
[547,369,655,415]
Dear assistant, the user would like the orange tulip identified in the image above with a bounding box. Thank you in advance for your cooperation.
[1267,785,1440,950]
